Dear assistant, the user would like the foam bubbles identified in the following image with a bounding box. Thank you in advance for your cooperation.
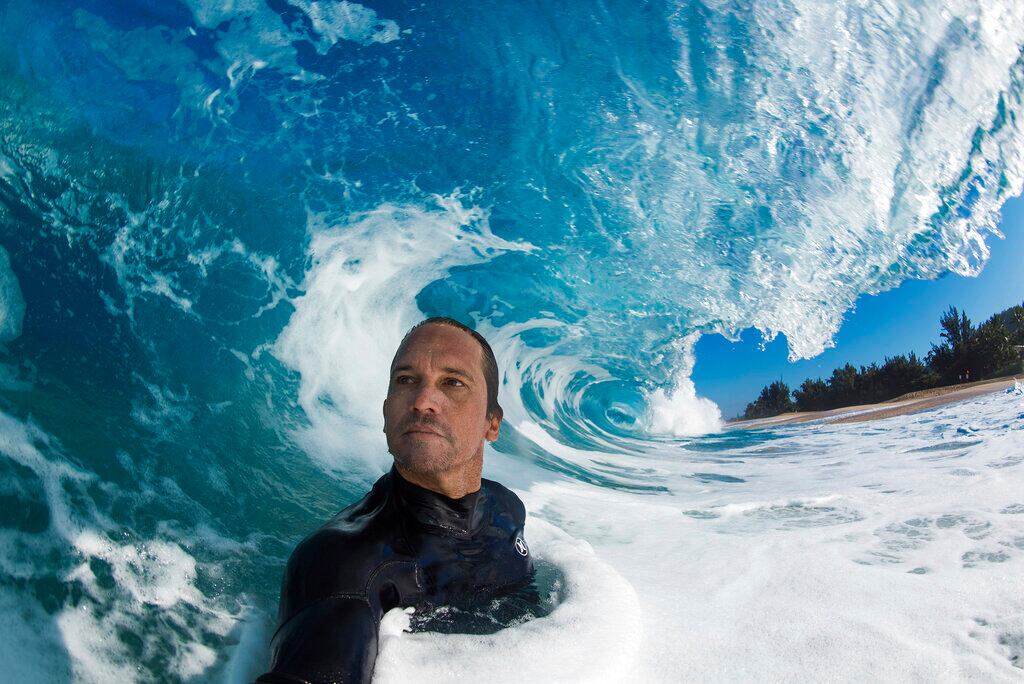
[289,0,401,48]
[0,409,251,683]
[374,518,642,683]
[645,335,723,436]
[367,383,1024,682]
[504,388,1024,681]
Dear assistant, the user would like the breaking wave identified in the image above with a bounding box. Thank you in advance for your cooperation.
[0,0,1022,681]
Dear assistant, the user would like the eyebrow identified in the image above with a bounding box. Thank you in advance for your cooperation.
[391,365,474,380]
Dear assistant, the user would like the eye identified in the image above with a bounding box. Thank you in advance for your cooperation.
[395,375,416,384]
[443,378,465,387]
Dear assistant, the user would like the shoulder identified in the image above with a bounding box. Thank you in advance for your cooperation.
[481,477,527,527]
[287,524,380,587]
[278,482,394,619]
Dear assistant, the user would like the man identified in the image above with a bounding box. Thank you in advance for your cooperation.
[259,318,533,684]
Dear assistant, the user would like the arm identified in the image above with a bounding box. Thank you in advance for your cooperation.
[258,594,378,684]
[258,528,419,684]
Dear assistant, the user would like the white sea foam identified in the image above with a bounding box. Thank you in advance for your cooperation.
[646,379,723,436]
[289,0,401,48]
[0,410,248,683]
[183,0,400,75]
[374,518,642,683]
[645,334,723,436]
[370,385,1024,682]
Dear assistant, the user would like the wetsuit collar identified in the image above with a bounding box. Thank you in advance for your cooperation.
[389,466,486,537]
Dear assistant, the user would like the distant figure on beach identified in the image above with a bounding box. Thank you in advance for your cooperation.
[259,318,532,684]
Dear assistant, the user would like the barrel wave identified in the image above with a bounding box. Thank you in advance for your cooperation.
[1,1,1023,681]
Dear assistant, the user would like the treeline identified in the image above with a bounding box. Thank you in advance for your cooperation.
[742,302,1024,420]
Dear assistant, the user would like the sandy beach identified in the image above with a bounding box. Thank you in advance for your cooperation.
[730,374,1024,430]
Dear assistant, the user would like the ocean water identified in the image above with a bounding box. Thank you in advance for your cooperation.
[0,0,1023,681]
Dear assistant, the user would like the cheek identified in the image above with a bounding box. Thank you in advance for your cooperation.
[383,396,403,427]
[453,409,490,440]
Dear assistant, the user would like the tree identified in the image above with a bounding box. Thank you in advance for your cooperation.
[995,302,1024,345]
[926,342,956,383]
[793,378,829,412]
[938,305,973,352]
[827,363,859,406]
[878,352,935,398]
[969,316,1018,376]
[858,363,886,404]
[928,306,975,383]
[743,381,795,420]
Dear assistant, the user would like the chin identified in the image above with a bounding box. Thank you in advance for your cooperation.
[392,443,456,475]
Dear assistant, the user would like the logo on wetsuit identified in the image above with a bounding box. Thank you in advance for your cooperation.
[514,536,529,557]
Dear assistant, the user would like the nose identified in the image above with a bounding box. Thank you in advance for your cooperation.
[410,382,442,414]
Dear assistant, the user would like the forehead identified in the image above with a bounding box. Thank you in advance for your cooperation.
[391,324,484,375]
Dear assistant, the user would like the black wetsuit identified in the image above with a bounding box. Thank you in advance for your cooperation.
[258,467,533,684]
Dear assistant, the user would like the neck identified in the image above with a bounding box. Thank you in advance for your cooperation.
[395,452,483,499]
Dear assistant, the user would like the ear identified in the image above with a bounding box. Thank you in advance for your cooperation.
[382,398,388,433]
[484,407,502,442]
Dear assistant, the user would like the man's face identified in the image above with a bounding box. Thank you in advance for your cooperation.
[383,324,501,477]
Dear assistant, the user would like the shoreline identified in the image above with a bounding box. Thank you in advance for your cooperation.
[729,374,1023,430]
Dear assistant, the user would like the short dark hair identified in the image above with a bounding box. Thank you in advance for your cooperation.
[394,317,502,418]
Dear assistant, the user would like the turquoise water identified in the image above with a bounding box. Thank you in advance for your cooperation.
[0,1,1023,681]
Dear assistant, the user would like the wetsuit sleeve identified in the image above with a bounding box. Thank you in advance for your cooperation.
[257,531,385,684]
[257,594,378,684]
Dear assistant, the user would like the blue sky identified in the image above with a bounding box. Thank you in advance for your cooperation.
[694,195,1024,419]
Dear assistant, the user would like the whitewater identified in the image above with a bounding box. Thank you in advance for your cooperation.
[0,0,1023,681]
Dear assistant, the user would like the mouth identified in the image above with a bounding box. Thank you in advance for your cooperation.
[403,427,445,438]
